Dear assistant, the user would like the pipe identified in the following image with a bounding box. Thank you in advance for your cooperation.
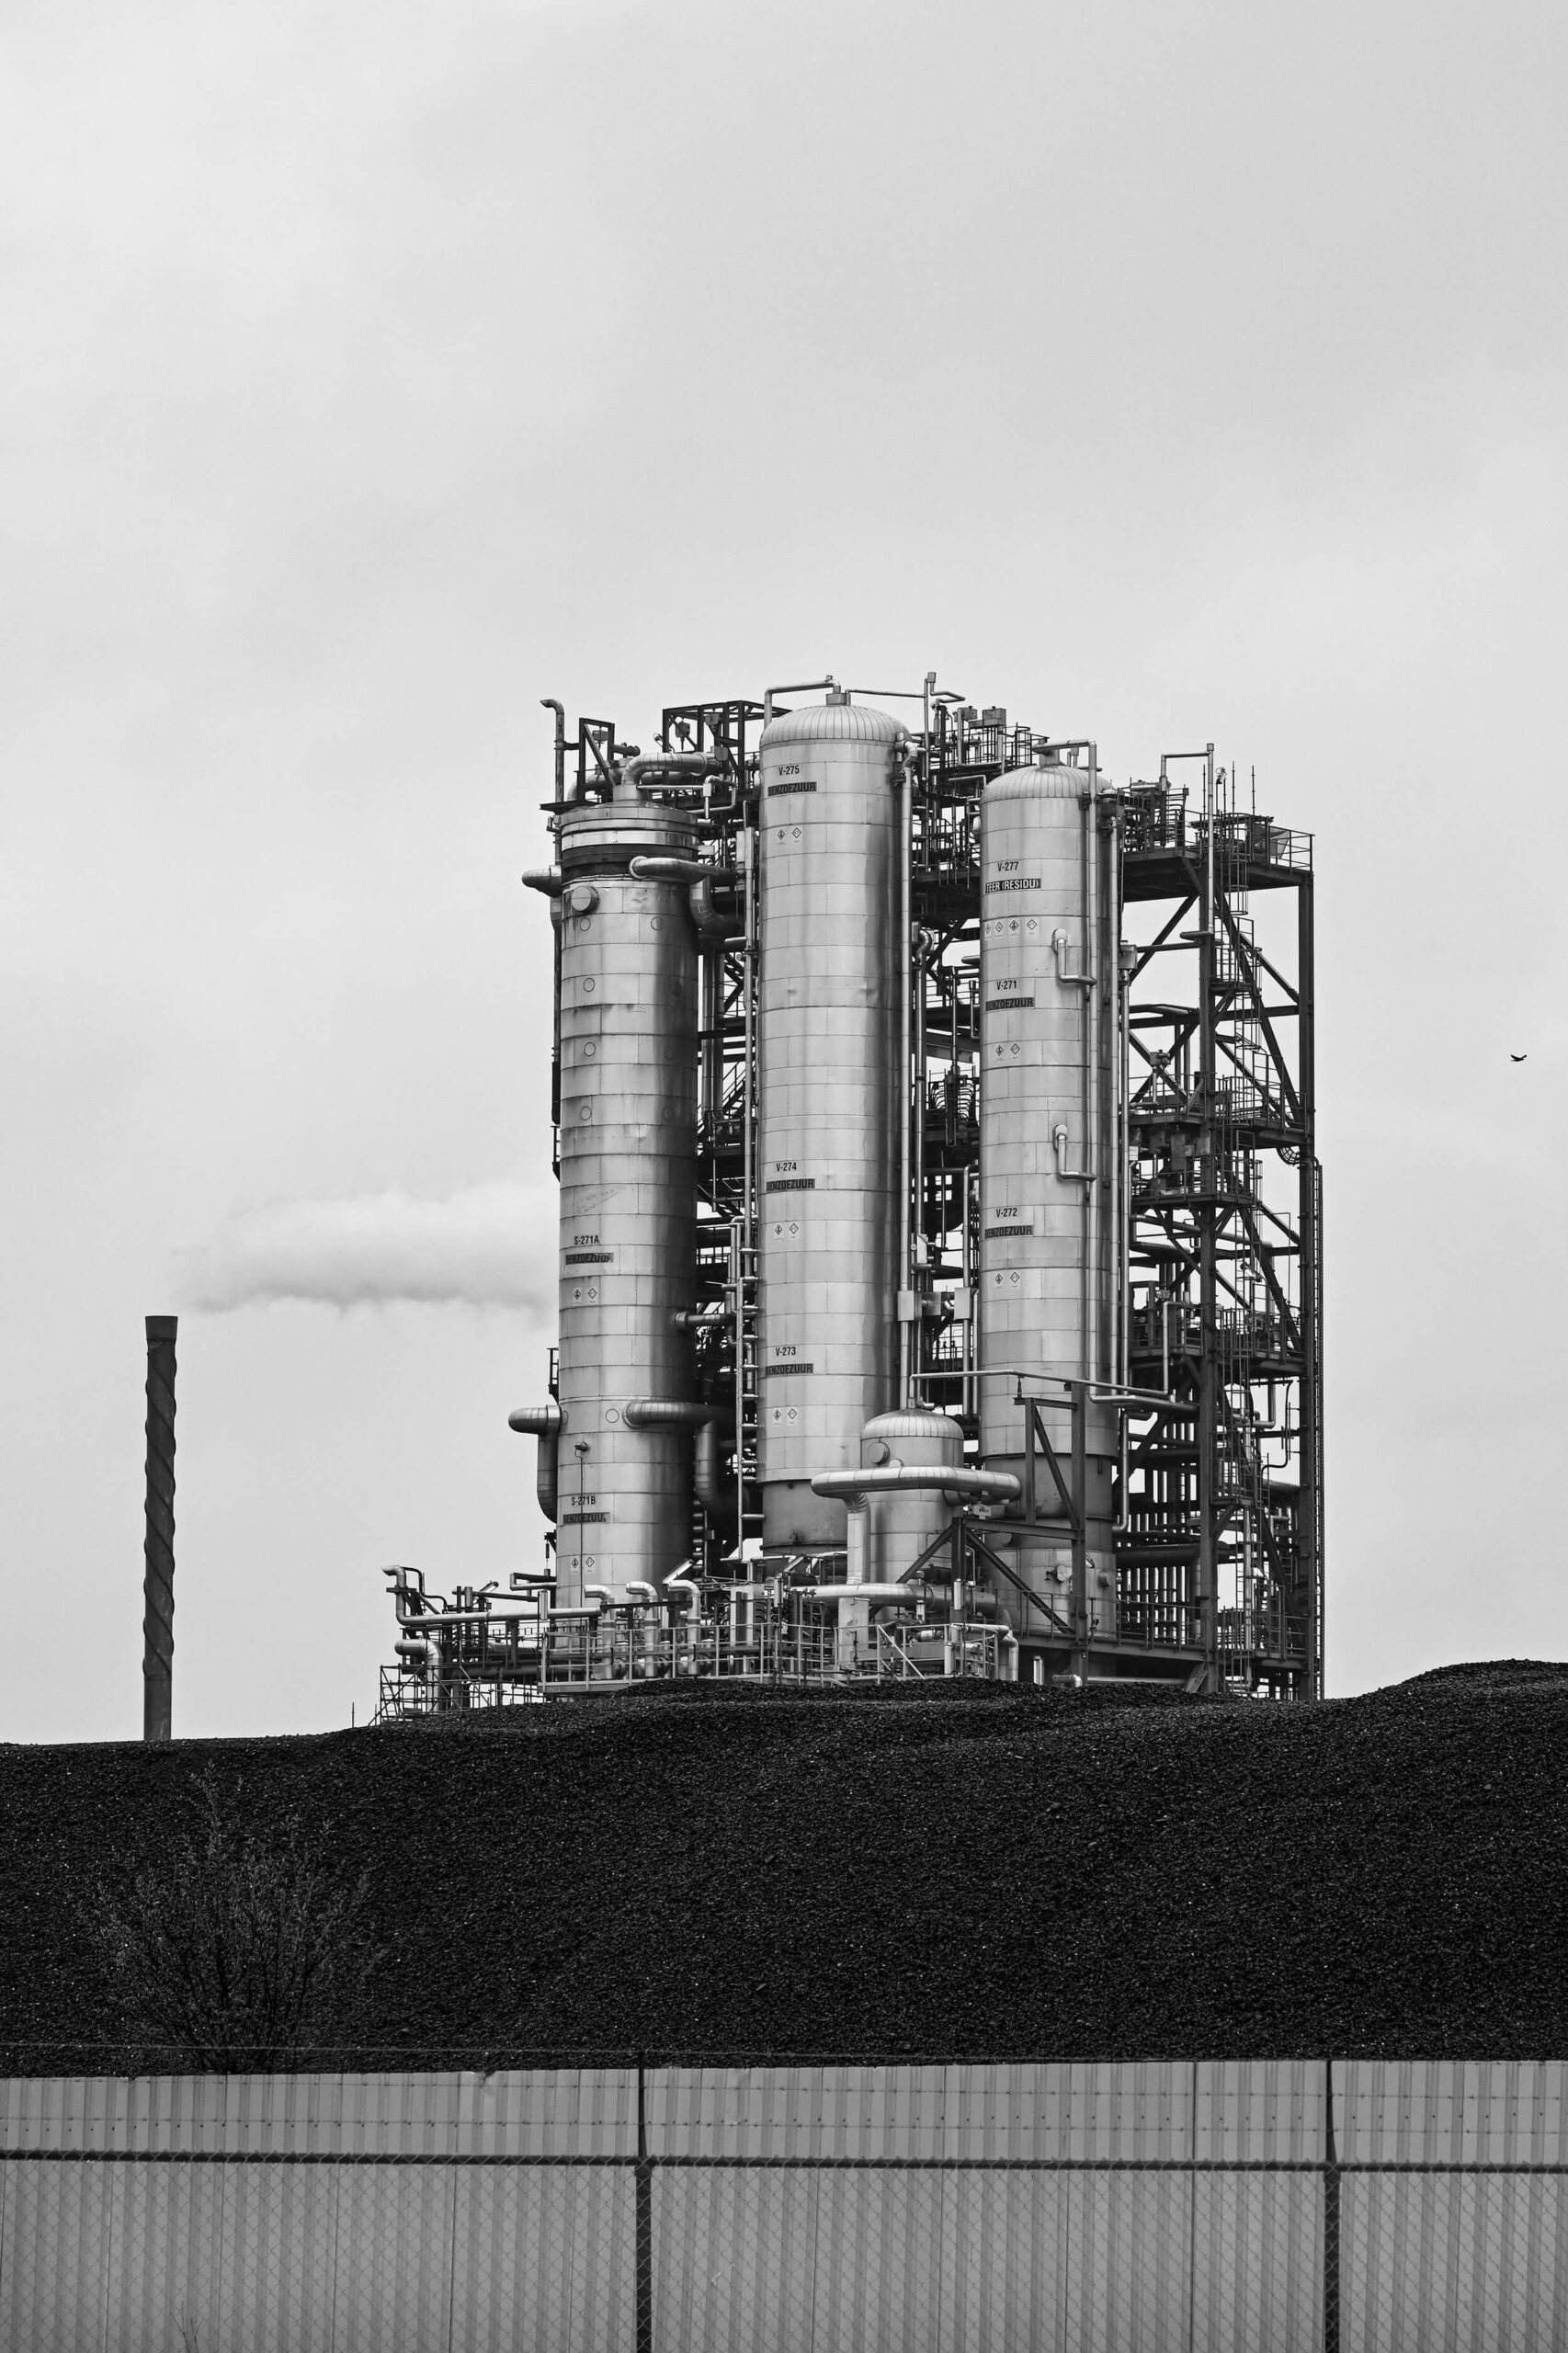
[629,856,729,885]
[625,1580,660,1605]
[509,1402,563,1522]
[806,1583,918,1606]
[696,1416,737,1529]
[809,1464,1021,1506]
[913,916,925,1303]
[761,676,837,723]
[388,1595,505,1631]
[845,1493,869,1586]
[1053,1122,1093,1182]
[508,1404,563,1435]
[1113,799,1129,1526]
[142,1314,177,1744]
[1051,927,1093,985]
[623,1398,712,1429]
[811,1468,1017,1592]
[623,1397,739,1531]
[632,852,744,948]
[1080,778,1094,1440]
[897,734,913,1404]
[522,868,564,896]
[542,698,569,801]
[618,752,726,802]
[739,822,757,1536]
[383,1563,427,1611]
[689,875,738,941]
[620,856,742,943]
[1089,747,1104,1462]
[665,1572,702,1626]
[384,1569,530,1635]
[535,1433,558,1522]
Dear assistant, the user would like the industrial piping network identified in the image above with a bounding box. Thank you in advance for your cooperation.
[378,680,1324,1710]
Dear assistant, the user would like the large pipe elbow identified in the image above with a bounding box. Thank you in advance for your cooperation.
[688,874,739,940]
[627,858,739,941]
[509,1404,563,1523]
[623,1398,712,1429]
[665,1570,702,1627]
[383,1564,435,1628]
[509,1404,564,1436]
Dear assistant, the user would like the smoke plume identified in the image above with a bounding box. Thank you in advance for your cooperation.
[177,1182,556,1313]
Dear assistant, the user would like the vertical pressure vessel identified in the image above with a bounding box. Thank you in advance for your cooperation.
[552,789,699,1605]
[978,759,1117,1634]
[858,1407,964,1583]
[756,699,904,1550]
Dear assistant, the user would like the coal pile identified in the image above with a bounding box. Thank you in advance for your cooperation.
[3,1663,1566,2072]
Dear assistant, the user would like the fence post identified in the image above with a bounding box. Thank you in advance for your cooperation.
[1323,2060,1340,2353]
[636,2055,653,2353]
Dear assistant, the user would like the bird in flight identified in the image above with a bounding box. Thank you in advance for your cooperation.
[1510,1053,1528,1063]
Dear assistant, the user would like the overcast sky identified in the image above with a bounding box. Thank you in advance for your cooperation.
[3,0,1564,1740]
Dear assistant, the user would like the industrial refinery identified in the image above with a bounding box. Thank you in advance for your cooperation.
[380,677,1322,1709]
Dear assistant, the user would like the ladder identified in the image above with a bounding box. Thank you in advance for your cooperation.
[731,1223,761,1540]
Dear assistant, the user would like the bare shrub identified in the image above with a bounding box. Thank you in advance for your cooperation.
[87,1768,381,2071]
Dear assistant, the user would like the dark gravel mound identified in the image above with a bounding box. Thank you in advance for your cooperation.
[5,1666,1567,2070]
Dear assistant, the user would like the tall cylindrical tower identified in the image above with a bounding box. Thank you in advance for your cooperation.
[756,699,904,1551]
[978,758,1118,1641]
[142,1313,177,1743]
[552,786,701,1605]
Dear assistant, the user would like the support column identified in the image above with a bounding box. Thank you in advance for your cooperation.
[1197,755,1221,1695]
[1298,872,1322,1699]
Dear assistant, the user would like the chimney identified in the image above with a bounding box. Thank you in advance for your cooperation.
[142,1315,177,1742]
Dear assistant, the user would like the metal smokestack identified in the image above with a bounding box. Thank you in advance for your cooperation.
[142,1314,177,1742]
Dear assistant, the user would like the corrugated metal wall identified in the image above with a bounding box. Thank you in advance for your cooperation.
[0,2062,1561,2349]
[1337,2061,1568,2348]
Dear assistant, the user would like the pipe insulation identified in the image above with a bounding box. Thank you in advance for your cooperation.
[510,1402,563,1524]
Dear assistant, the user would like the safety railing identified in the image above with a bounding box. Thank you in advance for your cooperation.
[377,1613,1016,1716]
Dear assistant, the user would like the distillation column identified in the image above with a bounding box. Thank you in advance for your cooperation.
[978,756,1118,1653]
[545,773,703,1605]
[756,699,905,1550]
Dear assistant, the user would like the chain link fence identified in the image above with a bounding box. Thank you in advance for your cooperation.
[1,2059,1563,2348]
